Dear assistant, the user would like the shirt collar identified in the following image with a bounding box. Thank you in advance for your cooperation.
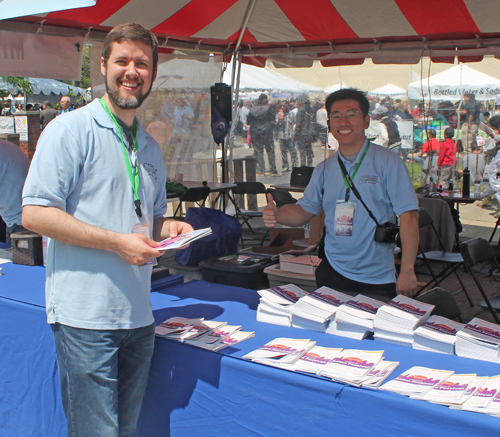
[338,138,369,166]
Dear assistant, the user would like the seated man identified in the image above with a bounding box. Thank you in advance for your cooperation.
[264,88,419,301]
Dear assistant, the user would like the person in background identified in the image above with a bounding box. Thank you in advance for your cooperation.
[414,129,441,164]
[460,92,480,151]
[275,102,298,172]
[316,102,329,149]
[246,93,278,176]
[263,88,419,301]
[1,99,14,116]
[57,96,74,115]
[0,140,29,243]
[438,127,457,186]
[40,101,58,130]
[294,94,316,167]
[22,22,193,437]
[25,103,33,111]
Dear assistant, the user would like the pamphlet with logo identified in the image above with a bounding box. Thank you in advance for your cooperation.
[243,338,316,369]
[361,360,400,388]
[417,373,477,404]
[155,228,212,250]
[257,284,308,327]
[319,349,384,384]
[293,346,343,374]
[413,315,465,355]
[155,317,204,338]
[379,366,454,396]
[458,375,500,412]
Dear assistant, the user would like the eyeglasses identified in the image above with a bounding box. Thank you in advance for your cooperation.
[329,109,362,122]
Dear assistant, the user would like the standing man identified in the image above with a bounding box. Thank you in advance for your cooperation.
[39,101,58,130]
[57,95,74,115]
[0,140,29,242]
[22,23,193,436]
[246,93,278,176]
[295,94,316,167]
[461,92,480,151]
[263,88,419,301]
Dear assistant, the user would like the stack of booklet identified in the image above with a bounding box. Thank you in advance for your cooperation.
[291,287,351,332]
[256,284,308,327]
[379,366,454,397]
[243,338,316,370]
[413,315,465,355]
[455,317,500,363]
[155,228,212,250]
[373,295,434,347]
[327,295,385,340]
[360,360,400,389]
[452,375,500,415]
[416,373,479,406]
[317,349,386,386]
[155,317,254,352]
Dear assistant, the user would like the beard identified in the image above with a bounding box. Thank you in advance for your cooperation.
[105,72,153,110]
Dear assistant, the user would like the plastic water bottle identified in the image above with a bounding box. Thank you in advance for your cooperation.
[429,177,436,193]
[474,179,481,196]
[448,179,454,191]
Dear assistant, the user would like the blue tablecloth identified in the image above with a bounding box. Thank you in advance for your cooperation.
[2,262,500,436]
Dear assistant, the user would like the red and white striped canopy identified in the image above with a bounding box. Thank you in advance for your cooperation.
[4,0,500,67]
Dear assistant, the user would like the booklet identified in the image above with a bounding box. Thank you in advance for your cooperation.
[155,228,212,250]
[458,375,500,413]
[413,315,465,355]
[417,373,477,404]
[319,349,384,384]
[379,366,454,396]
[361,360,400,388]
[155,317,204,337]
[456,317,500,363]
[293,346,343,374]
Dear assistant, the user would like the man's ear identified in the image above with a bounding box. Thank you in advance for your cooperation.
[100,57,106,76]
[364,115,370,130]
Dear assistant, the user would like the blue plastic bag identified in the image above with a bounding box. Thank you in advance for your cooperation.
[175,207,242,266]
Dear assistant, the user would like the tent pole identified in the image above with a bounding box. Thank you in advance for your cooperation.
[234,0,257,54]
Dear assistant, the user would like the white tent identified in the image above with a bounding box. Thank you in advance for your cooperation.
[223,64,321,93]
[370,84,407,97]
[407,64,500,101]
[0,77,85,96]
[325,83,348,94]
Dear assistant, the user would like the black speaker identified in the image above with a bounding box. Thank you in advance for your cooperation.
[210,82,232,123]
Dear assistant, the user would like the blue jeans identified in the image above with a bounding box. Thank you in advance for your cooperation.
[52,322,156,437]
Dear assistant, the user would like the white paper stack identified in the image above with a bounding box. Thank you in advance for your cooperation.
[456,317,500,363]
[318,349,384,385]
[184,324,242,350]
[217,331,256,350]
[256,284,308,327]
[456,375,500,413]
[379,366,454,397]
[446,376,488,408]
[291,287,351,332]
[361,360,400,388]
[484,390,500,417]
[156,227,212,250]
[373,295,434,347]
[292,346,343,374]
[327,295,385,340]
[416,373,477,404]
[243,338,316,370]
[413,315,465,355]
[155,317,204,338]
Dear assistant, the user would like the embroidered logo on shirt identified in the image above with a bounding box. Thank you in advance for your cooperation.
[144,163,157,180]
[359,174,378,185]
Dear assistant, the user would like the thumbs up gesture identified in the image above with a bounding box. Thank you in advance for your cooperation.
[263,193,278,228]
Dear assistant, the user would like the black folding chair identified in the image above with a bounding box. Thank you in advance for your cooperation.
[417,207,474,307]
[172,186,211,218]
[460,238,500,324]
[228,182,268,247]
[266,188,298,207]
[415,287,463,322]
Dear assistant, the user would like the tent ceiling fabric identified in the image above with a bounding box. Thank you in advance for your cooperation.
[4,0,500,67]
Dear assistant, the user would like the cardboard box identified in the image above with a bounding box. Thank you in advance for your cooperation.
[250,228,305,255]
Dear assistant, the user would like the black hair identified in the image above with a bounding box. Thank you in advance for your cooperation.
[325,88,369,119]
[444,127,454,139]
[489,115,500,132]
[427,129,437,138]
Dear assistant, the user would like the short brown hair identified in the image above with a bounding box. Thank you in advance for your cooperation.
[102,23,159,72]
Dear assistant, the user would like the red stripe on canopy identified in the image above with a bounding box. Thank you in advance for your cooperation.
[152,0,238,37]
[47,1,127,26]
[395,0,480,35]
[276,0,357,41]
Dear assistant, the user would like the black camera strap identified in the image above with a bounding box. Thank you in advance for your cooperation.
[337,155,381,227]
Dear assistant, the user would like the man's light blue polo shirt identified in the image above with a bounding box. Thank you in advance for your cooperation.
[298,139,418,285]
[23,99,167,330]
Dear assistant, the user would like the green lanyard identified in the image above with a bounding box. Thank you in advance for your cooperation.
[339,140,370,201]
[100,98,142,218]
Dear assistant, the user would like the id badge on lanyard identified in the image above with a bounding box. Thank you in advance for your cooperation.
[334,200,356,237]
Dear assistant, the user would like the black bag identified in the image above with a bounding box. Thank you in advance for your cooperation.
[291,166,314,187]
[175,207,242,266]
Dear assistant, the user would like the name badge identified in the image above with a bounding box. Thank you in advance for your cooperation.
[334,200,356,237]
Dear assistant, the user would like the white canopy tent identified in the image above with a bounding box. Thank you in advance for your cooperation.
[370,84,407,97]
[407,64,500,101]
[0,77,85,96]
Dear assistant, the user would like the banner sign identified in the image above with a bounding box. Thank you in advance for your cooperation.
[0,116,15,134]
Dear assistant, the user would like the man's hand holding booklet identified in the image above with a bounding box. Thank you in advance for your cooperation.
[156,228,212,250]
